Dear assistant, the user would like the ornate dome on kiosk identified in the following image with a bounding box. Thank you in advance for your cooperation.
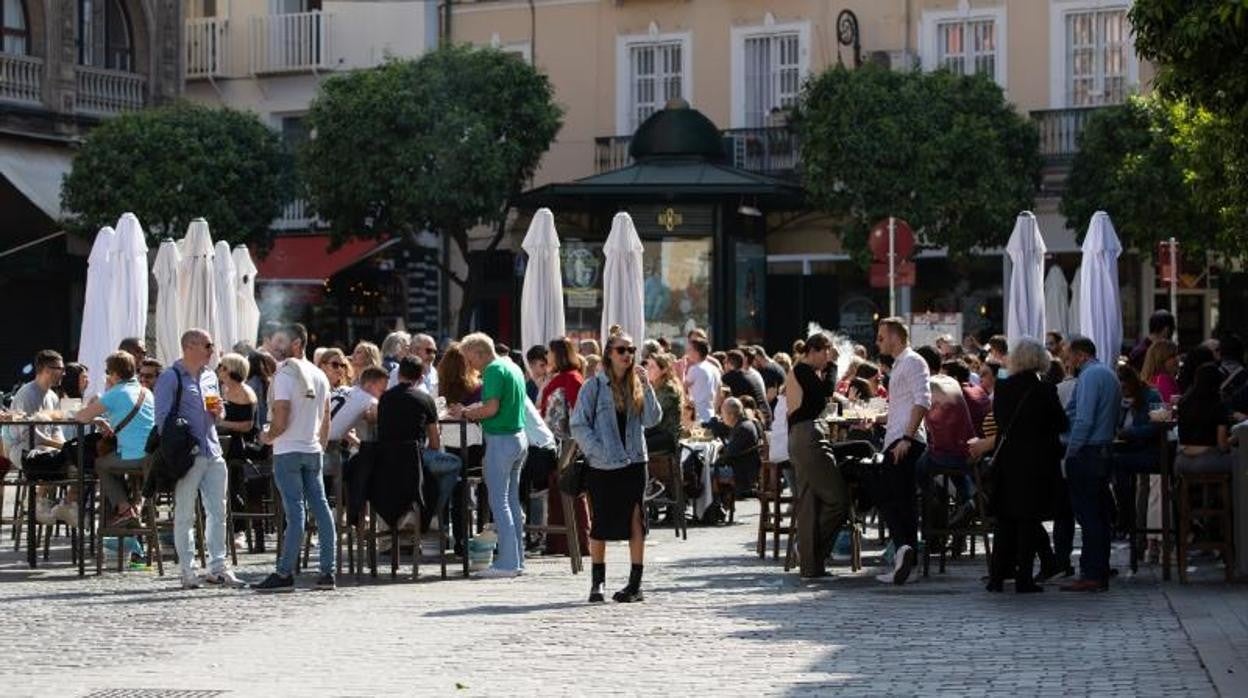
[628,98,726,162]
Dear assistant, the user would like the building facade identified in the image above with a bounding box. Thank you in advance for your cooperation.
[182,0,440,348]
[1,0,182,379]
[448,0,1225,352]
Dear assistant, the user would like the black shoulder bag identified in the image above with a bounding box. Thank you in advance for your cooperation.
[147,367,197,484]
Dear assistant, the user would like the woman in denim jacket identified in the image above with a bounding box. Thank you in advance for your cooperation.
[570,331,661,603]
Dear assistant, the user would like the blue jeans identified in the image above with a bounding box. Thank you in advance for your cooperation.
[422,448,462,522]
[483,432,528,572]
[174,454,229,577]
[915,450,973,501]
[1066,446,1113,583]
[274,451,337,576]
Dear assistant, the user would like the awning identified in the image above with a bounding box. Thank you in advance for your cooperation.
[254,234,397,285]
[0,139,75,221]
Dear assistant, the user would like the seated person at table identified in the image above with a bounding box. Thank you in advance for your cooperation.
[711,397,762,498]
[382,357,461,524]
[3,350,68,525]
[74,351,155,527]
[1174,363,1234,474]
[1112,363,1163,542]
[643,352,684,454]
[913,345,976,525]
[329,366,387,450]
[721,350,771,424]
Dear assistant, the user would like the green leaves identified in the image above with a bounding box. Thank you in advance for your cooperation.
[61,101,291,245]
[796,65,1039,262]
[301,45,564,249]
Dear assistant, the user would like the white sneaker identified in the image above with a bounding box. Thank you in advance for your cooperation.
[51,501,79,528]
[890,544,917,586]
[475,567,521,579]
[35,499,56,525]
[180,572,203,590]
[203,569,246,588]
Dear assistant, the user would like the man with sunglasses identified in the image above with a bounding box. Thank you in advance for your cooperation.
[387,333,439,396]
[137,359,163,391]
[3,350,67,525]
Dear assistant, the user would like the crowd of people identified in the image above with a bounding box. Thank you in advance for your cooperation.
[2,307,1244,600]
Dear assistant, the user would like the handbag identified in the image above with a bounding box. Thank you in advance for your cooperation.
[96,387,149,458]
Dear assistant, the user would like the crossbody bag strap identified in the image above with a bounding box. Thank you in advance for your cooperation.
[112,387,148,436]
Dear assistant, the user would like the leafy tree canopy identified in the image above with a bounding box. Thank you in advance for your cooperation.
[301,44,563,326]
[796,65,1040,260]
[62,101,290,244]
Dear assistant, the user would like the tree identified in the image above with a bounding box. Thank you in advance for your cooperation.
[1131,0,1248,251]
[62,102,290,244]
[796,65,1040,260]
[301,45,564,334]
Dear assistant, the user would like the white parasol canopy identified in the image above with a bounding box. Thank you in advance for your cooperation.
[213,240,239,354]
[600,211,646,345]
[520,208,566,353]
[1067,266,1082,336]
[78,227,116,399]
[152,238,183,366]
[108,213,149,359]
[232,245,261,349]
[1077,211,1124,361]
[179,218,222,354]
[1005,211,1047,349]
[1044,265,1070,338]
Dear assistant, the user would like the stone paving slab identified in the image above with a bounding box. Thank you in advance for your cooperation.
[0,501,1227,696]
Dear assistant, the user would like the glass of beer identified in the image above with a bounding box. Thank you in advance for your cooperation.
[204,393,222,412]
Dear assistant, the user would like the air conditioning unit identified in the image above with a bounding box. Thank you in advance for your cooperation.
[869,50,918,72]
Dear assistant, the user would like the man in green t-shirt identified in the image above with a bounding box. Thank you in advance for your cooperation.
[455,333,528,578]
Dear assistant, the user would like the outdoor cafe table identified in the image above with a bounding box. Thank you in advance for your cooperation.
[5,418,91,576]
[437,417,474,578]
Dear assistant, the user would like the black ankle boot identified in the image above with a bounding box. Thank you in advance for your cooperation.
[613,564,645,603]
[589,563,605,603]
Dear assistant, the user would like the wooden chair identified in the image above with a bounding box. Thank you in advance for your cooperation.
[756,458,793,560]
[646,449,686,540]
[524,440,584,574]
[1177,471,1234,583]
[920,462,993,578]
[94,465,163,575]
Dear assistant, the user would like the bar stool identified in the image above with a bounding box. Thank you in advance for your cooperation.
[524,440,583,573]
[1177,471,1234,583]
[756,458,793,560]
[920,462,993,577]
[94,464,163,575]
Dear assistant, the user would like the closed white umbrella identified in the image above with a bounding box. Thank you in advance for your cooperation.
[1078,211,1124,361]
[213,240,239,354]
[233,245,261,349]
[600,211,646,345]
[1005,211,1047,348]
[179,218,222,353]
[1067,266,1082,336]
[109,213,149,359]
[78,227,115,399]
[152,239,183,366]
[1044,265,1070,337]
[520,208,566,353]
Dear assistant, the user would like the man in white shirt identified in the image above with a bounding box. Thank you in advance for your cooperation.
[387,333,439,396]
[684,337,721,424]
[329,366,387,445]
[873,317,931,585]
[255,323,336,592]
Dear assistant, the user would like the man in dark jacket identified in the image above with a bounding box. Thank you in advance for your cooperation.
[721,349,771,424]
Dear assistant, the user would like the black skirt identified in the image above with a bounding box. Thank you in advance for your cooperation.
[586,461,647,541]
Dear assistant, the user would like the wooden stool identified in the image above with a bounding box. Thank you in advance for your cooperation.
[525,440,584,574]
[756,459,793,560]
[1177,472,1234,583]
[94,464,163,575]
[920,463,993,578]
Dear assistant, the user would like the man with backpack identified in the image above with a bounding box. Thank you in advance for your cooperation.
[154,329,243,589]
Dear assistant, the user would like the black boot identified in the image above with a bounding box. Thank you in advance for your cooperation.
[589,563,605,603]
[613,564,644,603]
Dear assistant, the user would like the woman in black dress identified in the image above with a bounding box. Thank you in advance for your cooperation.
[217,353,262,551]
[985,338,1068,593]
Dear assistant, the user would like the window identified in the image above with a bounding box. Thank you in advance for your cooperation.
[743,32,800,128]
[280,115,309,149]
[936,18,996,77]
[629,41,683,131]
[77,0,134,70]
[1,0,28,55]
[105,0,132,71]
[1065,8,1129,106]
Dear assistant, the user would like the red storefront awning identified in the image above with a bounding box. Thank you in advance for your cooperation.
[255,235,393,285]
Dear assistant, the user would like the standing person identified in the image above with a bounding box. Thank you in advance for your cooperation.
[138,359,164,392]
[525,345,551,403]
[118,337,147,365]
[982,338,1068,593]
[684,337,721,424]
[1140,339,1180,403]
[1128,309,1175,372]
[579,338,602,362]
[259,321,282,356]
[538,337,590,556]
[570,332,661,602]
[454,333,529,579]
[438,343,483,406]
[873,317,931,585]
[254,324,336,592]
[986,335,1009,366]
[782,332,849,580]
[155,330,243,589]
[1061,336,1122,592]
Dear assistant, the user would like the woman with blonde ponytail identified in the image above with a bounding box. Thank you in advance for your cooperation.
[570,332,662,603]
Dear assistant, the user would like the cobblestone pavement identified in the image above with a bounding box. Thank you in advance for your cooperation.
[0,501,1226,697]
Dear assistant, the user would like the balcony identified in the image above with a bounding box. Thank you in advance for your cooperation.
[594,126,801,177]
[249,11,332,75]
[0,53,43,105]
[273,198,319,231]
[1031,106,1106,195]
[186,17,228,79]
[75,66,146,115]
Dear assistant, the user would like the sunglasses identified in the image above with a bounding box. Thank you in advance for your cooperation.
[613,346,636,356]
[329,361,348,369]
